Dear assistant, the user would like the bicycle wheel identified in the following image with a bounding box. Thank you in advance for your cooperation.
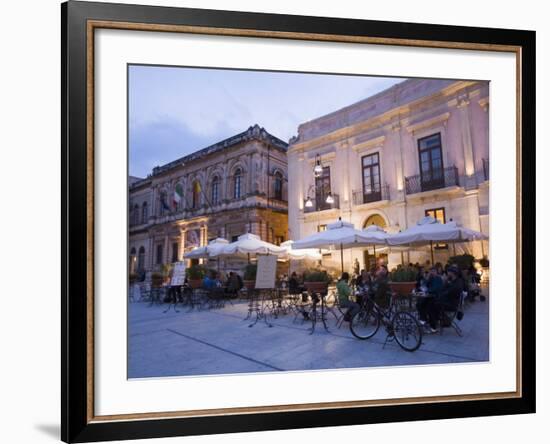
[350,304,380,340]
[391,311,422,352]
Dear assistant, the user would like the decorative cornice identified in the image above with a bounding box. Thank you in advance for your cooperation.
[306,151,337,164]
[405,112,450,133]
[352,135,386,153]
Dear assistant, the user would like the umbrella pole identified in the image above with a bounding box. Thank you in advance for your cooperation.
[247,253,250,264]
[340,243,344,275]
[452,242,457,257]
[430,240,435,265]
[373,244,377,261]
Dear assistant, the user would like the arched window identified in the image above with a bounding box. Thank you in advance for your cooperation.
[129,247,137,273]
[138,246,146,271]
[363,214,387,228]
[274,171,283,200]
[192,181,201,208]
[211,176,220,205]
[233,168,242,199]
[141,202,148,223]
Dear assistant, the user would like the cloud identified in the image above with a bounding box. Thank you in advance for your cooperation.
[129,117,236,177]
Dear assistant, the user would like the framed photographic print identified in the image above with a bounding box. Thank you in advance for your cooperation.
[61,0,536,442]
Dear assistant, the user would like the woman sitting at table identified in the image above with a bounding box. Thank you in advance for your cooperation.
[288,272,303,295]
[337,272,360,322]
[357,269,372,287]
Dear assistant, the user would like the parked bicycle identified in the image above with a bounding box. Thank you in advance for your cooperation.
[349,291,423,352]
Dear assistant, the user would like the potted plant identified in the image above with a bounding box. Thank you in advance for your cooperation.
[389,266,417,296]
[448,253,475,270]
[303,270,331,294]
[243,263,257,290]
[478,256,490,268]
[128,272,139,284]
[151,272,164,288]
[186,264,206,289]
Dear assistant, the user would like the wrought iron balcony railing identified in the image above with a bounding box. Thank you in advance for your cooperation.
[405,166,459,195]
[352,184,390,205]
[303,193,340,213]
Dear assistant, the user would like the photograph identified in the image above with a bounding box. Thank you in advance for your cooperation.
[127,65,490,379]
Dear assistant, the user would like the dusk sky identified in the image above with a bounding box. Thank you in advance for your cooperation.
[129,65,405,178]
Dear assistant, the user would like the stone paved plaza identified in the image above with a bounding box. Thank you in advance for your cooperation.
[128,295,489,379]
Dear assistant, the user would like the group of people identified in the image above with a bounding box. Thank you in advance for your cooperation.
[337,261,391,322]
[200,270,244,294]
[334,259,483,334]
[414,264,466,333]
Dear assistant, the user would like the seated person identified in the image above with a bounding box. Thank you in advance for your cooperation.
[420,265,464,333]
[202,270,218,289]
[355,269,372,291]
[288,272,303,295]
[226,272,240,295]
[417,266,443,324]
[370,267,391,308]
[337,272,360,321]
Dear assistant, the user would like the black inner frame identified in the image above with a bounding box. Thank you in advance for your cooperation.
[62,1,536,442]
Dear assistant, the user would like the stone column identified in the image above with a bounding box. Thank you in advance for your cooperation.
[456,97,476,184]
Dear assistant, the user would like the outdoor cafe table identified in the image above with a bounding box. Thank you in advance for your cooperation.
[244,288,275,328]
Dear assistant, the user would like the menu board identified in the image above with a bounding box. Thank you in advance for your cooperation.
[170,262,187,286]
[255,255,277,289]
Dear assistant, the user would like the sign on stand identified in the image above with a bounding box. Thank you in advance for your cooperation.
[255,255,277,289]
[170,262,187,286]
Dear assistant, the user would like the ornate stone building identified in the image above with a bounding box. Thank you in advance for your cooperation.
[288,78,490,272]
[129,124,288,274]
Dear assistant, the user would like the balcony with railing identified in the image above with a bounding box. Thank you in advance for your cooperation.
[303,193,340,213]
[405,166,459,195]
[352,184,390,206]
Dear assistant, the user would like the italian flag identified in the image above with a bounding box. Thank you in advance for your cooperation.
[173,183,184,208]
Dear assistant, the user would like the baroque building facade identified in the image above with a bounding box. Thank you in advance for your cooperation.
[129,125,288,274]
[287,78,490,272]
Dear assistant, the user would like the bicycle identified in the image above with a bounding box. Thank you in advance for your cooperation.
[349,291,423,352]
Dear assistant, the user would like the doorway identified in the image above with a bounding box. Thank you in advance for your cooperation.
[362,213,387,271]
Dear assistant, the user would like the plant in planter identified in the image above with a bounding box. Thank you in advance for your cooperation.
[186,264,207,289]
[128,273,139,284]
[448,254,475,270]
[150,272,164,288]
[389,266,417,296]
[303,270,331,294]
[478,256,490,268]
[243,263,257,290]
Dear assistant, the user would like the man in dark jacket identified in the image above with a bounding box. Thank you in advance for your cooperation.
[423,265,463,332]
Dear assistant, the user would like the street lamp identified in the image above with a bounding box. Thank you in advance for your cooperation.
[313,153,323,178]
[325,192,334,204]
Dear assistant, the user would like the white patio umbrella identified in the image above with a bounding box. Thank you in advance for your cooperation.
[183,238,229,259]
[183,238,230,270]
[221,233,287,262]
[292,219,376,273]
[387,216,488,263]
[360,224,391,259]
[280,240,323,261]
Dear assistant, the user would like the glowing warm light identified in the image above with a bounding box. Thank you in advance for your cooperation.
[325,193,334,204]
[305,197,313,208]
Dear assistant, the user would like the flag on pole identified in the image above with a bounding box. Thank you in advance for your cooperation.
[173,183,184,208]
[160,192,170,211]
